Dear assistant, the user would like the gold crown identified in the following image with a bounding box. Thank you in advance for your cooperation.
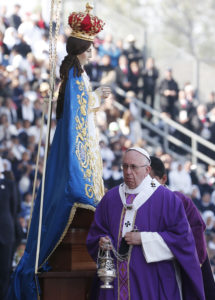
[68,3,105,42]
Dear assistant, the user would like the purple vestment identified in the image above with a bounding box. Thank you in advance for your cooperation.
[87,185,205,300]
[174,191,207,265]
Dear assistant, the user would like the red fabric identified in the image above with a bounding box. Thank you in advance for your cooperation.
[81,15,92,32]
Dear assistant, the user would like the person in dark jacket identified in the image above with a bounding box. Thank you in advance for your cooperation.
[142,57,159,109]
[159,68,179,118]
[0,158,17,300]
[9,4,22,30]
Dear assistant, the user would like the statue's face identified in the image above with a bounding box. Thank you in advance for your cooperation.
[77,46,92,66]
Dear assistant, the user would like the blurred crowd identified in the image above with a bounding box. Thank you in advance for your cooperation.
[0,3,215,280]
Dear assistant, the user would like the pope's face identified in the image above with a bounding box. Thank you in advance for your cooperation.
[122,150,151,189]
[77,46,92,65]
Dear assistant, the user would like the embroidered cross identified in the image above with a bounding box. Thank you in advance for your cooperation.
[125,221,131,227]
[151,181,156,188]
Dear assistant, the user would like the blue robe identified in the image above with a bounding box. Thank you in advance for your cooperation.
[87,185,205,300]
[7,69,103,300]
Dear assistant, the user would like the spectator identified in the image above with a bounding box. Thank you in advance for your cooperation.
[159,68,179,118]
[174,90,194,127]
[206,91,215,113]
[191,104,211,140]
[119,110,142,144]
[128,60,143,98]
[0,97,17,124]
[107,161,123,189]
[123,34,143,64]
[184,160,199,185]
[99,54,116,85]
[197,191,215,215]
[10,77,24,107]
[9,4,22,30]
[15,34,32,58]
[9,46,26,71]
[10,135,26,161]
[142,57,159,109]
[0,113,11,143]
[168,161,192,196]
[33,32,49,61]
[190,104,214,159]
[102,159,112,190]
[0,157,17,300]
[208,233,215,251]
[98,33,121,67]
[17,13,43,48]
[17,97,34,123]
[100,140,115,168]
[20,192,32,219]
[0,30,10,55]
[115,55,131,102]
[3,27,18,51]
[202,210,214,234]
[211,190,215,206]
[0,5,9,29]
[56,33,67,66]
[191,185,202,208]
[184,82,198,110]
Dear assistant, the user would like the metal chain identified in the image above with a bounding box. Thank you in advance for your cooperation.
[98,240,133,263]
[49,0,62,98]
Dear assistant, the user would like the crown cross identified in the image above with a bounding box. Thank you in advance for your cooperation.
[86,3,93,14]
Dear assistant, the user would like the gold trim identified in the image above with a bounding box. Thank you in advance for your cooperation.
[117,207,126,300]
[127,211,137,300]
[71,31,95,42]
[75,78,104,203]
[117,208,137,300]
[35,274,41,300]
[38,202,95,269]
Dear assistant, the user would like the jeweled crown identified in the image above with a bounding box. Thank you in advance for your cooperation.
[68,3,105,42]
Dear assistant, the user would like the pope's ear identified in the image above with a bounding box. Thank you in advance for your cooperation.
[161,174,167,185]
[146,165,151,174]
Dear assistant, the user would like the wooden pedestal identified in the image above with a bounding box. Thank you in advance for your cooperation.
[39,207,96,300]
[39,271,95,300]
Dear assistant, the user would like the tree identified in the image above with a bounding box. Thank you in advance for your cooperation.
[100,0,215,63]
[157,0,215,63]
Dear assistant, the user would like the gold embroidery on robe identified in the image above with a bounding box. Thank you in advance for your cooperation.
[75,79,104,203]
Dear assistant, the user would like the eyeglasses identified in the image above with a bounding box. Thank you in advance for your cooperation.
[121,164,149,171]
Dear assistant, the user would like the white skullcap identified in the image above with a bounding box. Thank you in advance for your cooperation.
[127,147,151,163]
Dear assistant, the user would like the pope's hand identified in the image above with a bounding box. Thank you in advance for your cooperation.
[124,232,141,245]
[99,236,112,250]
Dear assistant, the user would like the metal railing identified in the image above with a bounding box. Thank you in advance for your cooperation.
[91,80,215,165]
[112,92,215,166]
[135,100,215,165]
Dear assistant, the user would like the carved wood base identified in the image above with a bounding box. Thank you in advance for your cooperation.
[39,208,96,299]
[39,271,96,300]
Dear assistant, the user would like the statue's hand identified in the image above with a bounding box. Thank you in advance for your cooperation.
[95,86,111,99]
